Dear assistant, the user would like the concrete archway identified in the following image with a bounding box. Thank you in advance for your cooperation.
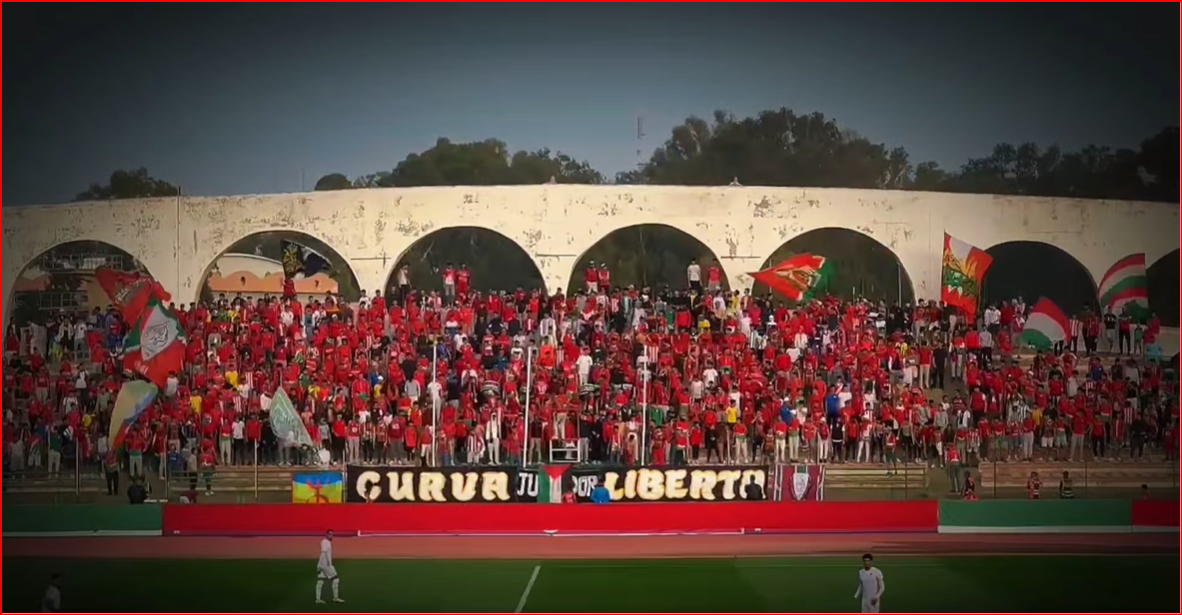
[568,223,729,295]
[384,226,547,296]
[196,230,362,304]
[6,240,156,328]
[752,227,916,304]
[982,241,1098,316]
[1147,249,1179,327]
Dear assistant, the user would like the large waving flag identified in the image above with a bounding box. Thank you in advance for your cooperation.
[95,267,172,324]
[281,239,331,279]
[1098,254,1150,322]
[750,254,833,303]
[123,298,186,389]
[941,233,993,322]
[1021,298,1069,351]
[270,388,317,449]
[108,381,159,451]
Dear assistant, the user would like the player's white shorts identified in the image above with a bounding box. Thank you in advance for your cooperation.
[318,565,338,579]
[861,601,880,613]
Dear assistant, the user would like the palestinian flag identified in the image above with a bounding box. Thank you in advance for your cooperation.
[539,465,569,503]
[941,233,993,322]
[1020,298,1069,351]
[1098,254,1150,322]
[124,298,187,389]
[749,253,833,303]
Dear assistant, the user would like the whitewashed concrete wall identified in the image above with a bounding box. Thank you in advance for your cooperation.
[4,186,1178,329]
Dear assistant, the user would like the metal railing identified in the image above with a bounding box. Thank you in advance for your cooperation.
[972,456,1180,499]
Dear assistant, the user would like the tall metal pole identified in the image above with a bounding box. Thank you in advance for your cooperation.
[897,266,903,305]
[74,436,80,496]
[640,367,649,466]
[431,342,439,467]
[253,441,259,502]
[523,346,534,467]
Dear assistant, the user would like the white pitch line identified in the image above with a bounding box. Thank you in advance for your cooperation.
[514,564,541,613]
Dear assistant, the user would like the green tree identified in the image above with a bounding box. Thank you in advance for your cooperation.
[74,168,180,201]
[313,173,353,191]
[365,138,602,292]
[1138,127,1179,203]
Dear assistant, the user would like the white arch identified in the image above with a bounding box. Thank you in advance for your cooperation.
[980,240,1100,309]
[381,224,550,295]
[753,226,917,303]
[569,222,734,293]
[5,185,1176,317]
[3,239,166,330]
[192,228,363,304]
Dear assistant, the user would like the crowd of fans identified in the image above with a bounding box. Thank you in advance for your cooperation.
[3,259,1178,494]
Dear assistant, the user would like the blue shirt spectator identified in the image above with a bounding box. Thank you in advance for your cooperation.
[825,393,841,418]
[591,485,611,504]
[779,401,793,425]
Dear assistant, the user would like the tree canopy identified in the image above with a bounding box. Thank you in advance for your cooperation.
[74,167,180,201]
[70,110,1179,305]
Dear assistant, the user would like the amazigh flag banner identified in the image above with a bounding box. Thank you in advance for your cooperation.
[1020,298,1069,351]
[95,267,172,324]
[941,233,993,321]
[107,381,159,451]
[1098,253,1150,322]
[281,239,331,279]
[749,253,833,303]
[123,298,186,390]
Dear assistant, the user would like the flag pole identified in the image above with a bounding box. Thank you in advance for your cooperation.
[640,367,648,466]
[523,346,533,468]
[431,342,439,467]
[253,441,259,502]
[74,436,80,496]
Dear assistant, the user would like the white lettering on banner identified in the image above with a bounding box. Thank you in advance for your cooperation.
[600,468,766,502]
[516,472,538,498]
[571,475,599,498]
[353,469,513,502]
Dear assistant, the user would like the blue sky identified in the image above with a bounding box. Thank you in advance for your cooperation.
[4,3,1176,205]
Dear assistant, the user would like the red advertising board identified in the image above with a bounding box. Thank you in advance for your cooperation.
[1130,499,1180,530]
[162,500,938,536]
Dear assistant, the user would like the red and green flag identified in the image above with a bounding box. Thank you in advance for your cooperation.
[1098,254,1150,322]
[1020,298,1070,351]
[750,253,833,303]
[941,233,993,322]
[123,298,186,389]
[95,267,172,324]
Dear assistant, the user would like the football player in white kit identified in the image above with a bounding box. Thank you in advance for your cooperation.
[315,530,344,604]
[854,553,884,613]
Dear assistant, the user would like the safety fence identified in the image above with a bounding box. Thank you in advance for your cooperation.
[973,458,1179,499]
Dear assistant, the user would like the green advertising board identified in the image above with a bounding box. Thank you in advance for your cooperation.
[938,500,1133,533]
[4,505,163,537]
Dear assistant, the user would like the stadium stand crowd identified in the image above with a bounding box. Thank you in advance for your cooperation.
[4,261,1178,495]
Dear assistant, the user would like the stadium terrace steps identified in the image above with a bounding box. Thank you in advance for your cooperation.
[824,464,928,490]
[978,462,1179,490]
[166,466,310,493]
[3,470,107,494]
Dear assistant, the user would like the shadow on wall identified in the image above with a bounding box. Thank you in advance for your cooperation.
[1147,249,1179,327]
[751,227,915,304]
[981,241,1098,316]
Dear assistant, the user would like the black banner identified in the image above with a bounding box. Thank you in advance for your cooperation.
[347,465,525,503]
[348,464,772,504]
[521,465,772,503]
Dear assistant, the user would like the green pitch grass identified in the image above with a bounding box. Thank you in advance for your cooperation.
[4,555,1176,613]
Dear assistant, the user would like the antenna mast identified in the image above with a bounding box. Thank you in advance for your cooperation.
[635,115,646,170]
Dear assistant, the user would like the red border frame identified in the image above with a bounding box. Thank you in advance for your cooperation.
[0,3,1178,615]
